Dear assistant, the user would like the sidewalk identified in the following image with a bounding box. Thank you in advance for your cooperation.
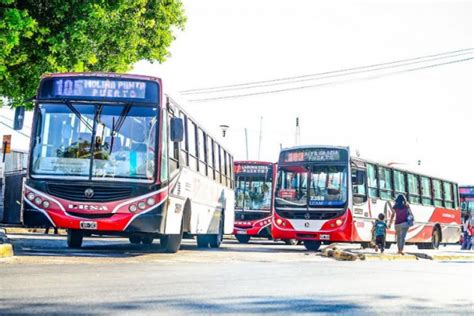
[350,245,474,261]
[0,228,14,258]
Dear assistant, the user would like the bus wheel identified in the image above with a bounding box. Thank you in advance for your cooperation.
[304,240,321,251]
[284,239,298,246]
[67,229,83,248]
[129,235,142,244]
[197,235,210,248]
[209,216,224,248]
[141,235,154,245]
[235,235,251,244]
[431,228,441,249]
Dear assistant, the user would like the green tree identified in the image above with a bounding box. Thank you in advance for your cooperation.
[0,0,186,107]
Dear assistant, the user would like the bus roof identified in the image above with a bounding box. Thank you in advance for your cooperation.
[351,156,459,184]
[280,145,349,152]
[234,160,274,166]
[40,72,162,84]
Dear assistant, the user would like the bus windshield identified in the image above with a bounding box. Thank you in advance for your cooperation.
[275,165,348,208]
[235,175,272,210]
[30,102,158,182]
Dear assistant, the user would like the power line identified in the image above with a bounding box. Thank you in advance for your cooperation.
[180,48,473,95]
[188,57,473,102]
[182,51,472,96]
[0,121,31,138]
[0,114,32,130]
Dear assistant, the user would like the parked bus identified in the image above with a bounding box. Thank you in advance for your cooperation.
[460,186,474,217]
[13,72,234,253]
[272,145,461,251]
[233,161,274,243]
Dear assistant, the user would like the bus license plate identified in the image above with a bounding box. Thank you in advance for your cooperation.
[236,230,247,235]
[80,221,97,230]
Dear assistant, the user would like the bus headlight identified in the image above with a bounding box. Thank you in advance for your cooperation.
[146,197,156,206]
[42,200,50,208]
[129,205,138,213]
[276,218,283,225]
[336,219,342,226]
[27,192,35,200]
[34,197,42,205]
[138,202,146,210]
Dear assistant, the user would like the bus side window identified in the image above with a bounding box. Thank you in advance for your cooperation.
[453,183,459,209]
[168,113,179,174]
[443,181,454,209]
[407,174,421,204]
[180,112,189,167]
[432,179,443,207]
[352,168,367,204]
[378,166,393,200]
[421,176,433,206]
[367,164,378,198]
[394,170,407,198]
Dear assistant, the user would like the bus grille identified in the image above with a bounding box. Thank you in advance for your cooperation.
[235,211,270,221]
[277,210,342,220]
[67,212,114,219]
[47,184,132,202]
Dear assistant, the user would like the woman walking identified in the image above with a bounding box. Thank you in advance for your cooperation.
[388,194,414,255]
[461,214,472,250]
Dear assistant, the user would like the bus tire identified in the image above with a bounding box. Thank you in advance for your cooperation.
[209,215,224,248]
[284,239,298,246]
[141,235,154,245]
[67,229,83,248]
[160,234,182,253]
[431,227,441,249]
[197,235,210,248]
[235,235,251,244]
[304,240,321,251]
[129,235,142,244]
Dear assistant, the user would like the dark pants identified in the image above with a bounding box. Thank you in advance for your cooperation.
[375,235,385,252]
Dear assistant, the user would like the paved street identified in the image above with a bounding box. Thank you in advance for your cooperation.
[1,234,473,315]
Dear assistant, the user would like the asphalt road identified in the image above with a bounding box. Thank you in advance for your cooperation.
[1,234,473,315]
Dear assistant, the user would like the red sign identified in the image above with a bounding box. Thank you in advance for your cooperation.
[2,134,11,154]
[278,189,296,199]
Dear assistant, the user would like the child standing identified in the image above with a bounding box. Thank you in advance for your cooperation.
[372,213,388,253]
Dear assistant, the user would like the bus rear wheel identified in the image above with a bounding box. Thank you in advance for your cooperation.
[235,235,250,244]
[304,240,321,251]
[431,228,441,249]
[160,234,182,253]
[209,216,224,248]
[67,229,83,248]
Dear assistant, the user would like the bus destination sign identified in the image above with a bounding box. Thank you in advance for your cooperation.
[234,164,269,175]
[53,78,146,99]
[281,148,347,163]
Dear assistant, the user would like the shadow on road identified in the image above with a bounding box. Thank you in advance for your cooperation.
[0,294,470,315]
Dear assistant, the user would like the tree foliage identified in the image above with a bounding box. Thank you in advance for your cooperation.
[0,0,186,107]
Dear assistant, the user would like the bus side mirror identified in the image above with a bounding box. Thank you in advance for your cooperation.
[352,170,365,185]
[170,117,184,142]
[13,106,25,130]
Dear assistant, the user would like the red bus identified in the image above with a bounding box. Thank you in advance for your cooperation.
[272,145,461,251]
[233,161,274,243]
[13,72,235,253]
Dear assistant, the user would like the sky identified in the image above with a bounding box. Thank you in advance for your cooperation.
[132,0,473,184]
[1,0,472,184]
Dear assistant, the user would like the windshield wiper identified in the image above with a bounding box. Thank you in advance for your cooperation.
[109,103,132,154]
[64,100,93,132]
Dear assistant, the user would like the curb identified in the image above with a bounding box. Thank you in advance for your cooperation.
[364,254,418,261]
[431,255,474,261]
[0,228,14,258]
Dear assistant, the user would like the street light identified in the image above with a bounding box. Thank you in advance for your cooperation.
[219,124,229,137]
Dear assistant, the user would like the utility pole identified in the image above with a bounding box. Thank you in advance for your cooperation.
[245,128,249,160]
[257,117,263,160]
[295,117,300,146]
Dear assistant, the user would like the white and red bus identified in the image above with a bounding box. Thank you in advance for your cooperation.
[13,72,235,253]
[272,145,461,251]
[233,161,274,243]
